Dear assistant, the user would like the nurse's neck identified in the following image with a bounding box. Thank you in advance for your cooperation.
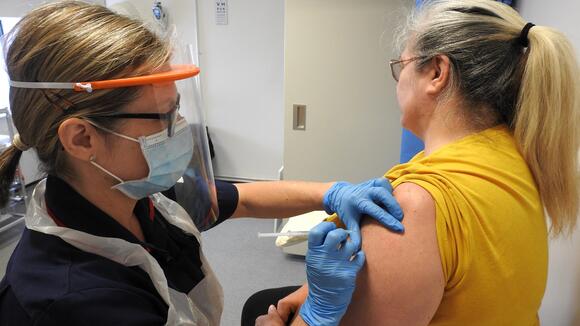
[65,174,146,242]
[421,102,494,156]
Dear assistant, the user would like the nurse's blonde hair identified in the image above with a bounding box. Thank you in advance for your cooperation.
[0,1,171,207]
[400,0,579,236]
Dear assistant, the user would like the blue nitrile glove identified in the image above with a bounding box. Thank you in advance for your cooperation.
[299,222,365,326]
[323,178,404,246]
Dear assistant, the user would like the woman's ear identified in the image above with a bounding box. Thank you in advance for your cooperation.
[58,118,100,161]
[426,55,451,96]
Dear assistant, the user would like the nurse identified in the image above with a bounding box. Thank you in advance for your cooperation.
[0,2,403,325]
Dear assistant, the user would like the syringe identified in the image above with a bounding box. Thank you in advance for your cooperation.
[257,230,352,238]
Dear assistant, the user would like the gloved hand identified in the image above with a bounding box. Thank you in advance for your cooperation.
[299,222,365,326]
[323,177,404,246]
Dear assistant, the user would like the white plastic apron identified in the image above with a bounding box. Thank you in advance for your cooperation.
[24,179,224,325]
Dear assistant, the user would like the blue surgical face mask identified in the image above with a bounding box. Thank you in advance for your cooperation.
[89,119,194,200]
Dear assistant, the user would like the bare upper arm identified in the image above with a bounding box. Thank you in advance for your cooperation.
[340,182,445,326]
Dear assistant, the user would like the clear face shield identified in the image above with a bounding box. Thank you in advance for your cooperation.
[8,41,220,230]
[169,44,220,230]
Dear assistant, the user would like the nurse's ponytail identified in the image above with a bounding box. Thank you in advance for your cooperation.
[401,0,579,236]
[0,145,23,207]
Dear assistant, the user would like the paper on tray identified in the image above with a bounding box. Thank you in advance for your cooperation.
[275,210,329,247]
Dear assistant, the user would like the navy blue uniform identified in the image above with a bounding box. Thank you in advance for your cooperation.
[0,176,238,325]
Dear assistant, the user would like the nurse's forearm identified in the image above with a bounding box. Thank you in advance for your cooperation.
[231,181,334,218]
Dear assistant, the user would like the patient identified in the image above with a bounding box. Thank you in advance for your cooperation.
[264,0,580,325]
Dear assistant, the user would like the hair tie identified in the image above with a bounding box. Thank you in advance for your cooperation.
[519,22,535,47]
[12,134,30,151]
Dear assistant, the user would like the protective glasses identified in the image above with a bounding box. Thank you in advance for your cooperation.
[389,56,427,82]
[88,93,181,137]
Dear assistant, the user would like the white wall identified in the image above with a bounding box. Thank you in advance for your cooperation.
[197,0,284,181]
[106,0,198,50]
[517,1,580,325]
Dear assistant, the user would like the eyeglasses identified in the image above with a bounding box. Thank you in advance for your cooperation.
[389,56,427,82]
[88,93,181,137]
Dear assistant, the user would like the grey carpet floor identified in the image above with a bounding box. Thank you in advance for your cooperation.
[202,217,306,326]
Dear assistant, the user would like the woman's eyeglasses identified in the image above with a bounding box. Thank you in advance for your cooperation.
[88,93,181,137]
[389,56,427,82]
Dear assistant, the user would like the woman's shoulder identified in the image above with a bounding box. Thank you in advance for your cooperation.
[386,125,540,221]
[386,126,529,187]
[341,182,444,325]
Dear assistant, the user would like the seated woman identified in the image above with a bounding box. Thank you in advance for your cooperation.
[342,0,579,324]
[265,0,580,325]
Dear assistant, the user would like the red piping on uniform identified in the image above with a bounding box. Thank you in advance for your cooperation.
[148,199,155,221]
[46,202,66,227]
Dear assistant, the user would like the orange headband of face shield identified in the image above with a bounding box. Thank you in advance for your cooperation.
[9,64,200,93]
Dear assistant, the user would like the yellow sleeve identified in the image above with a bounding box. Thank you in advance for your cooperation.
[387,173,469,289]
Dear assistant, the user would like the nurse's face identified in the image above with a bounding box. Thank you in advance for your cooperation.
[96,83,180,182]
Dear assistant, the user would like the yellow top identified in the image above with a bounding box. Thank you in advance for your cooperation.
[386,126,548,325]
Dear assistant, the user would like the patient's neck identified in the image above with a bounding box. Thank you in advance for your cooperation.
[422,102,476,156]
